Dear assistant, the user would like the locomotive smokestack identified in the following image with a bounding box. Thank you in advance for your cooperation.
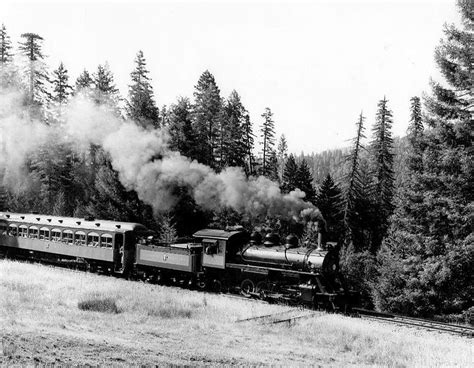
[250,231,262,245]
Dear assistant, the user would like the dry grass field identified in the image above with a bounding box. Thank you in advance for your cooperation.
[0,259,472,367]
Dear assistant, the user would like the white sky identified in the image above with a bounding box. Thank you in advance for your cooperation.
[1,0,460,154]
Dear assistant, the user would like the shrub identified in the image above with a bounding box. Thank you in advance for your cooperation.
[78,296,120,314]
[145,298,194,319]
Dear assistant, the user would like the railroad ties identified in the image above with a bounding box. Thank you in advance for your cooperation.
[354,308,474,338]
[236,308,323,326]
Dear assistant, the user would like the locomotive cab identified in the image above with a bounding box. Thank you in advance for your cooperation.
[193,229,249,270]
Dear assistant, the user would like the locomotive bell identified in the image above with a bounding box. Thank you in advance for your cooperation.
[250,231,263,245]
[263,232,280,247]
[284,234,299,249]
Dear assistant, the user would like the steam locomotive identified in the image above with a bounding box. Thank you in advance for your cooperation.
[0,212,353,310]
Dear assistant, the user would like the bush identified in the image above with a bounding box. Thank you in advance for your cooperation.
[340,243,377,308]
[78,296,120,314]
[145,299,194,319]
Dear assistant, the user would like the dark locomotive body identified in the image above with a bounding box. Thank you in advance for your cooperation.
[0,212,353,310]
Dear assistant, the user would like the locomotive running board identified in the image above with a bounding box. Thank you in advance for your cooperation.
[225,263,321,277]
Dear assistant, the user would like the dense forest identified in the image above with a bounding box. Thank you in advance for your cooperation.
[0,0,471,320]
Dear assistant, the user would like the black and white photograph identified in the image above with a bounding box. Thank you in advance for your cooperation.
[0,0,472,366]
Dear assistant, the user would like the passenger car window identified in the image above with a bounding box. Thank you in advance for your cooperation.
[100,234,113,248]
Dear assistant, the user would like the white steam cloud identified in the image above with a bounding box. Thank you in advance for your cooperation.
[0,87,321,221]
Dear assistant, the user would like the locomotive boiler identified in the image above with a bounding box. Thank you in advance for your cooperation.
[240,232,340,276]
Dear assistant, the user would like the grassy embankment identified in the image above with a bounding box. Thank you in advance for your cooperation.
[0,259,472,367]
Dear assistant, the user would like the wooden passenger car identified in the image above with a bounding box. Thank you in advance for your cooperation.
[0,212,148,273]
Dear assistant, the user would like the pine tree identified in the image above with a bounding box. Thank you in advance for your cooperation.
[242,113,256,176]
[126,50,159,129]
[75,69,93,92]
[158,214,178,244]
[18,33,51,118]
[277,134,288,181]
[370,97,395,250]
[167,97,197,159]
[316,174,344,242]
[51,62,72,121]
[0,24,16,91]
[406,96,424,172]
[296,159,316,204]
[0,24,12,64]
[281,154,299,193]
[160,105,169,127]
[30,136,75,214]
[220,90,247,169]
[92,63,120,113]
[192,70,222,168]
[343,112,366,244]
[259,107,276,177]
[52,62,72,104]
[374,0,473,317]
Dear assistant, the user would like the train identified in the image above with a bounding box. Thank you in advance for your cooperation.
[0,212,355,311]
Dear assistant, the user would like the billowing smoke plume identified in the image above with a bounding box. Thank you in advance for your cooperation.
[0,87,321,222]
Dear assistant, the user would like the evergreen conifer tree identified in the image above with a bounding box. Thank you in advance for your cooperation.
[0,24,15,89]
[296,159,316,204]
[242,114,256,176]
[75,69,93,91]
[277,134,288,181]
[343,112,366,244]
[18,32,51,118]
[281,154,299,193]
[51,62,72,122]
[92,63,121,113]
[126,50,159,129]
[374,0,473,317]
[220,90,248,169]
[259,107,276,177]
[370,97,395,250]
[52,62,72,104]
[406,96,424,172]
[192,70,222,168]
[316,174,344,242]
[0,24,12,64]
[167,97,197,159]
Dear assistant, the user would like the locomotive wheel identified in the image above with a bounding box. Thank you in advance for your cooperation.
[210,279,222,293]
[197,280,207,290]
[240,279,255,297]
[255,281,269,298]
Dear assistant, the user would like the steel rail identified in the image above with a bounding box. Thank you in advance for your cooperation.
[359,312,473,337]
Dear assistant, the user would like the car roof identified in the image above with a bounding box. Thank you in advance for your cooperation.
[0,212,148,233]
[193,228,245,241]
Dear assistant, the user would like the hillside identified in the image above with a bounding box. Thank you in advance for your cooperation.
[300,136,409,187]
[0,260,471,366]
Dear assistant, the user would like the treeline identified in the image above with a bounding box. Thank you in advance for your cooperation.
[0,0,472,319]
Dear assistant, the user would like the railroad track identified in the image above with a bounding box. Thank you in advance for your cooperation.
[355,308,474,338]
[236,308,323,326]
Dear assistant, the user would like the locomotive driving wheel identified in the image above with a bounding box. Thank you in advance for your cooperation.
[240,279,255,297]
[255,281,270,299]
